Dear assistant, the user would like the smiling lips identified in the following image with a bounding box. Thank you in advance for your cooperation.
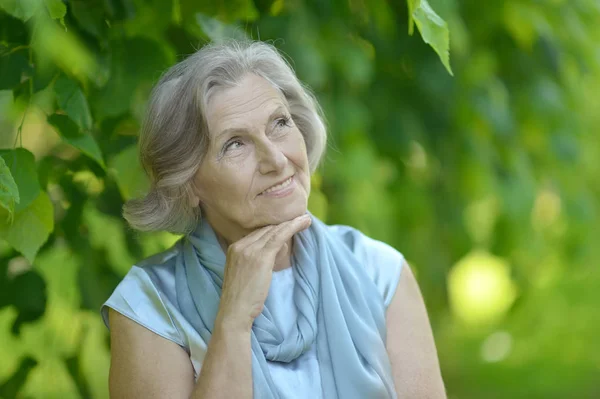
[259,175,295,196]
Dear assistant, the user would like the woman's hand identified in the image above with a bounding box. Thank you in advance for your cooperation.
[216,213,312,332]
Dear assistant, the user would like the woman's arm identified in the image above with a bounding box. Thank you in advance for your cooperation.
[107,216,311,399]
[108,308,253,399]
[191,312,253,399]
[386,261,447,398]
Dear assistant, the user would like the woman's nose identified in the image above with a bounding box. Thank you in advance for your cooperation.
[257,139,286,175]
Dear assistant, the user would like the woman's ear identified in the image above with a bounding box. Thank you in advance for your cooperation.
[188,180,202,207]
[190,191,202,207]
[191,195,200,207]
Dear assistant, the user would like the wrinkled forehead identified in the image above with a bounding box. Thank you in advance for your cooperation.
[204,74,289,135]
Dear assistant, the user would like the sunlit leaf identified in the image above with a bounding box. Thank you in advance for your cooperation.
[0,156,19,217]
[30,82,57,115]
[30,13,97,82]
[0,0,40,21]
[54,75,93,131]
[0,356,37,398]
[0,191,54,263]
[409,0,453,75]
[0,148,41,212]
[47,114,105,168]
[43,0,66,21]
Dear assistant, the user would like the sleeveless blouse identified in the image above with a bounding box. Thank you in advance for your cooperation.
[101,224,405,398]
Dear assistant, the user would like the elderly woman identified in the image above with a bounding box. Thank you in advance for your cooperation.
[101,40,446,398]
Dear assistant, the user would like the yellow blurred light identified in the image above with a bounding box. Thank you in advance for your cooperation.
[448,250,518,326]
[531,188,561,231]
[481,330,513,363]
[72,170,104,195]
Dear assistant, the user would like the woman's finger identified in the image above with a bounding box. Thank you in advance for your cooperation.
[255,214,311,252]
[235,222,278,247]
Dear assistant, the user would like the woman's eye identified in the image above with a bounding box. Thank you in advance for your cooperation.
[224,140,243,152]
[276,116,291,129]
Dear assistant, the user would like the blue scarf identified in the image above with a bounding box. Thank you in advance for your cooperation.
[175,212,397,398]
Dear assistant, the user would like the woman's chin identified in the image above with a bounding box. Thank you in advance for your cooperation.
[259,199,308,225]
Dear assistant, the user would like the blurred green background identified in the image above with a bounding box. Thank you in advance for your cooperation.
[1,0,599,398]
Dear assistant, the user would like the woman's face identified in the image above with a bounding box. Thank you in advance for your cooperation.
[193,73,311,242]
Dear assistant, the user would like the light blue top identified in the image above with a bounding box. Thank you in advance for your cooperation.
[101,223,404,398]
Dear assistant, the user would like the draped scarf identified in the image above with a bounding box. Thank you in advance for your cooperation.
[174,212,397,398]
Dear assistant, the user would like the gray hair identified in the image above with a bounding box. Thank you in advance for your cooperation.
[123,40,327,234]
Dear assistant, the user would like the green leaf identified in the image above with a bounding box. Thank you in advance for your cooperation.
[0,0,41,21]
[409,0,453,76]
[0,356,37,399]
[123,0,173,39]
[0,148,41,212]
[43,0,66,20]
[30,82,57,115]
[108,145,149,201]
[70,0,106,38]
[7,270,47,333]
[92,38,171,119]
[0,190,54,262]
[47,114,105,168]
[30,13,97,82]
[54,75,93,131]
[0,155,19,216]
[0,48,30,90]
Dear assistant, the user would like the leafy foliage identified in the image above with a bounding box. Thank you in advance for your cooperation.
[0,0,599,397]
[0,155,19,216]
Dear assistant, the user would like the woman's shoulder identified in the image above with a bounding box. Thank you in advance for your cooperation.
[115,240,184,311]
[326,223,405,308]
[326,223,405,266]
[136,240,182,270]
[109,241,182,300]
[101,240,188,347]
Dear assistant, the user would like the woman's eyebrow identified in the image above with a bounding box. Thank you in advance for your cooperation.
[215,105,288,141]
[215,126,247,142]
[267,105,288,120]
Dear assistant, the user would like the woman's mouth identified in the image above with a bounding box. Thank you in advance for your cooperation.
[259,175,296,197]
